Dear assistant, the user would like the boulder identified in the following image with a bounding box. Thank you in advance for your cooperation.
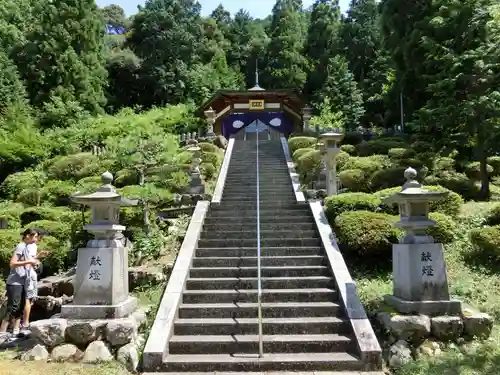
[129,266,166,290]
[388,340,412,368]
[30,318,67,347]
[416,339,442,358]
[20,344,49,361]
[389,315,431,341]
[82,340,113,363]
[117,342,139,372]
[105,318,137,347]
[431,316,463,341]
[213,135,228,149]
[463,312,494,339]
[65,320,106,347]
[50,343,82,362]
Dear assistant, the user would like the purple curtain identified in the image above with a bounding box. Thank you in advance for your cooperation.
[222,112,293,138]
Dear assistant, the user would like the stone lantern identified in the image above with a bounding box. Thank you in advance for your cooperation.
[319,131,344,196]
[204,107,216,138]
[383,167,462,315]
[186,143,205,194]
[61,171,139,319]
[302,106,312,132]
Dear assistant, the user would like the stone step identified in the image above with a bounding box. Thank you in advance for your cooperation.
[192,255,325,267]
[209,202,303,209]
[189,266,329,278]
[195,246,325,257]
[197,237,322,248]
[173,317,349,336]
[169,334,354,355]
[221,191,295,197]
[160,352,365,372]
[210,205,306,212]
[181,288,336,304]
[202,222,317,231]
[203,216,310,225]
[208,209,311,218]
[177,301,342,319]
[199,230,318,240]
[185,276,333,290]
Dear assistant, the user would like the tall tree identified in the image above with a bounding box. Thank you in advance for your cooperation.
[262,0,308,89]
[210,3,231,38]
[16,0,107,123]
[127,0,202,106]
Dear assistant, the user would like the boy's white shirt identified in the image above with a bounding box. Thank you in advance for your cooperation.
[27,243,37,257]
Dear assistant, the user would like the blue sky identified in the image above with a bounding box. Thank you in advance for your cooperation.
[96,0,350,18]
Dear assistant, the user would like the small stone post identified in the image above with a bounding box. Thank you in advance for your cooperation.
[302,106,312,132]
[61,172,138,319]
[204,107,216,139]
[319,131,345,196]
[186,143,205,194]
[383,167,462,315]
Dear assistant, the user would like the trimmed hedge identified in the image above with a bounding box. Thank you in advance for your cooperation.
[24,220,71,239]
[292,147,314,162]
[114,169,139,187]
[288,136,317,155]
[46,153,101,182]
[388,148,416,160]
[464,162,493,180]
[486,204,500,226]
[487,156,500,176]
[370,167,407,191]
[0,170,47,201]
[201,151,222,169]
[338,169,367,192]
[426,212,458,244]
[357,139,408,157]
[423,172,480,201]
[341,155,390,175]
[334,211,401,257]
[342,131,364,145]
[200,162,216,180]
[340,144,357,155]
[198,142,219,153]
[296,149,322,185]
[0,203,24,229]
[324,193,381,223]
[20,206,78,226]
[374,185,463,218]
[470,226,500,259]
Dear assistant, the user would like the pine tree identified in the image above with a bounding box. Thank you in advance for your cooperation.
[0,51,27,113]
[16,0,107,119]
[262,0,308,89]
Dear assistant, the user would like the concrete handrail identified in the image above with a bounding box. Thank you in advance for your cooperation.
[211,135,235,204]
[142,201,210,370]
[309,201,383,370]
[280,136,306,203]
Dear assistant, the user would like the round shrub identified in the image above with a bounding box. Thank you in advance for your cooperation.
[357,139,408,156]
[342,131,364,145]
[118,185,174,208]
[470,226,500,259]
[433,157,455,173]
[0,203,23,229]
[426,212,458,244]
[338,169,367,192]
[0,170,47,200]
[37,180,76,206]
[487,156,500,176]
[198,142,218,153]
[324,193,381,223]
[334,211,401,257]
[464,162,493,180]
[296,149,322,186]
[292,147,314,162]
[46,152,101,182]
[114,169,139,187]
[20,206,78,226]
[486,204,500,226]
[336,151,350,170]
[288,136,317,155]
[200,162,216,180]
[341,155,390,175]
[201,151,222,169]
[176,151,193,165]
[24,220,71,239]
[410,141,434,153]
[0,230,22,273]
[340,144,357,156]
[424,172,479,200]
[370,167,407,192]
[374,185,463,218]
[388,148,415,160]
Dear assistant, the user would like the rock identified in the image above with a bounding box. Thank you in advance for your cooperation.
[463,312,494,339]
[128,266,166,289]
[31,295,72,321]
[20,344,49,361]
[416,339,442,358]
[50,343,82,362]
[82,341,113,363]
[377,312,392,331]
[133,334,145,348]
[117,343,139,372]
[30,318,67,347]
[37,273,74,297]
[131,308,148,328]
[431,316,463,341]
[65,320,105,346]
[105,318,137,347]
[389,315,431,341]
[213,135,227,149]
[388,340,412,368]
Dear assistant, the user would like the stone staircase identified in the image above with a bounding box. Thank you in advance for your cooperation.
[156,139,381,372]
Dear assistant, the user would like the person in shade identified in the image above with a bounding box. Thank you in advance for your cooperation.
[0,229,39,342]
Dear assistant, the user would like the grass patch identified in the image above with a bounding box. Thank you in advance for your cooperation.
[0,359,130,375]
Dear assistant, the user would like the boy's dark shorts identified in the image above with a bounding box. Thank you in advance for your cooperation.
[3,284,25,320]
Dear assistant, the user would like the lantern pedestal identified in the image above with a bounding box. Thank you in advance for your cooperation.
[319,132,344,196]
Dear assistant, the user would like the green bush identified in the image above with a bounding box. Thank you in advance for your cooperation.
[292,147,314,162]
[340,144,357,155]
[176,151,193,165]
[20,206,78,226]
[114,169,139,187]
[0,203,23,229]
[200,162,216,180]
[324,193,381,223]
[341,155,390,175]
[37,180,76,206]
[410,140,434,153]
[388,148,415,160]
[374,185,463,218]
[470,226,500,259]
[46,152,101,182]
[334,211,400,257]
[342,131,364,145]
[426,212,458,244]
[288,136,317,155]
[433,157,455,173]
[486,204,500,226]
[336,151,350,170]
[24,220,71,239]
[338,169,367,192]
[0,170,47,200]
[296,149,322,186]
[487,156,500,176]
[119,185,174,208]
[198,142,218,153]
[464,162,493,180]
[357,139,408,156]
[0,230,22,274]
[201,151,222,169]
[370,167,407,191]
[423,172,479,200]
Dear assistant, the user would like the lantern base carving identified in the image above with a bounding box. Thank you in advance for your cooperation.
[61,296,137,320]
